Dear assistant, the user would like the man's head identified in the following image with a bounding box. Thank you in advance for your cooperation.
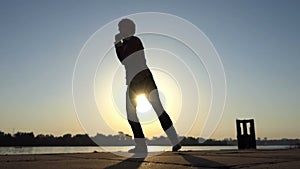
[118,18,135,38]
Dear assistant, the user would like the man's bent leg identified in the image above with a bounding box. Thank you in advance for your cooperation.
[126,87,145,138]
[126,88,147,153]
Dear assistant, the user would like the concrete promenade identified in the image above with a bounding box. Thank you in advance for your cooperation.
[1,149,299,169]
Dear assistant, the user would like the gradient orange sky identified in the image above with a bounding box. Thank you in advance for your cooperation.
[0,0,299,139]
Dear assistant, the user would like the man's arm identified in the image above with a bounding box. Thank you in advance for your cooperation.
[114,33,124,61]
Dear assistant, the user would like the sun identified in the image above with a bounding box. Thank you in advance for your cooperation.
[136,94,152,113]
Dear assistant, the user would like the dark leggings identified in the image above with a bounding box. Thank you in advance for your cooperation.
[126,72,173,138]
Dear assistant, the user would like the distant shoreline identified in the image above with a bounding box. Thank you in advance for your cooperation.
[1,130,299,147]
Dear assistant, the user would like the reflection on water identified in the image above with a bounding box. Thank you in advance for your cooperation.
[0,145,290,155]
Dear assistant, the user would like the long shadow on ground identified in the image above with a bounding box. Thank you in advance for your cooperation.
[178,152,230,168]
[104,157,145,169]
[105,152,230,169]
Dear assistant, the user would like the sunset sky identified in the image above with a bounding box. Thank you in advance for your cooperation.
[0,0,299,140]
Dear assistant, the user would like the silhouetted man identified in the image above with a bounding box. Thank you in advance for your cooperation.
[114,18,181,153]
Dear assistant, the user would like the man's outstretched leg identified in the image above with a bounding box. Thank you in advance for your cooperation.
[148,89,181,151]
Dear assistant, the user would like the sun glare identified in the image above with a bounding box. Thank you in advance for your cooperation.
[136,94,152,113]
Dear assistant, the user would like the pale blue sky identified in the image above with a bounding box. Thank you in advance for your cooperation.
[0,0,299,139]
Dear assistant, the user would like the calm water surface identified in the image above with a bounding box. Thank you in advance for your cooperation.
[0,145,290,155]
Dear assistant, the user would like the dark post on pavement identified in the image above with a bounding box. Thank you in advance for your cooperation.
[236,119,256,149]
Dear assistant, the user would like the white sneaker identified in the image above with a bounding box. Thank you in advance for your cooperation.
[128,145,148,153]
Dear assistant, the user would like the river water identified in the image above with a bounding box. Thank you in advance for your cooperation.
[0,145,290,155]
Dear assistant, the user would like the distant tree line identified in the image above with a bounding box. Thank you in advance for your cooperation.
[0,131,299,146]
[0,131,96,146]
